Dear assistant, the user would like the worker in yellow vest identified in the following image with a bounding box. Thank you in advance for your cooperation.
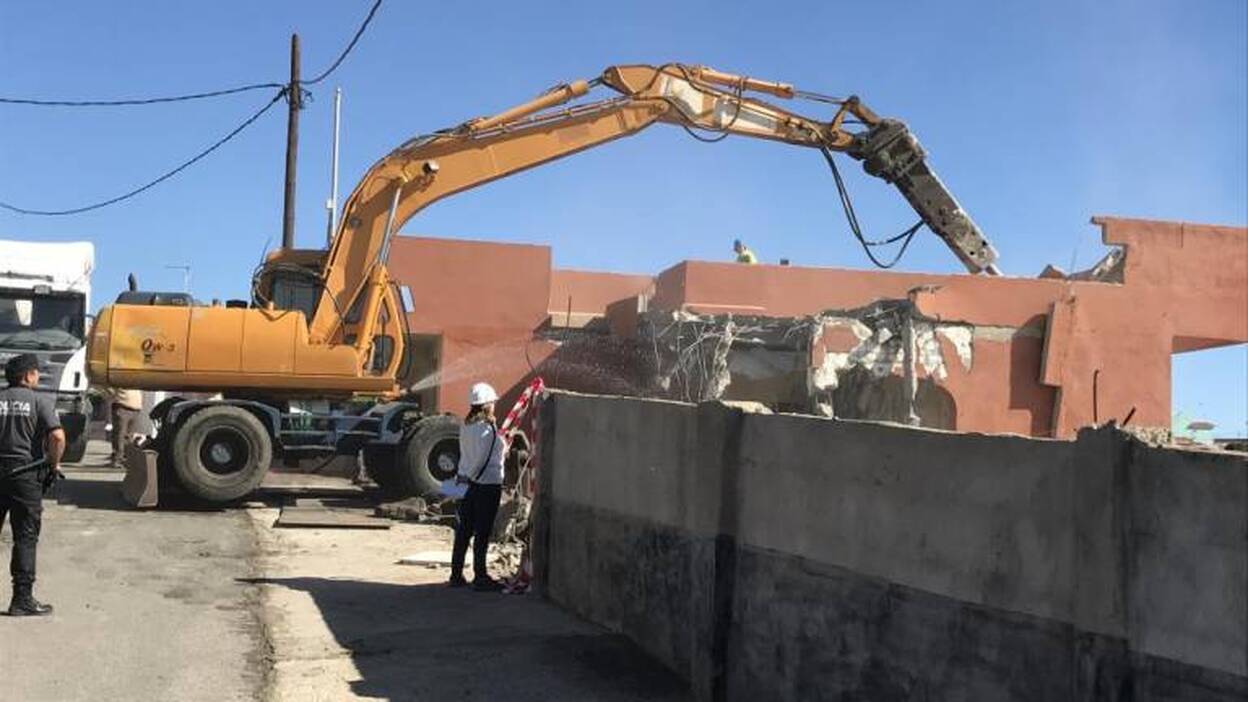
[733,239,758,264]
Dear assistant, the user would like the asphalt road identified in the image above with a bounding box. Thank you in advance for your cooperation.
[0,441,690,701]
[0,441,264,701]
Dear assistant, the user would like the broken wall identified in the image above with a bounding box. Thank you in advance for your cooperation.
[386,218,1245,437]
[533,391,1248,701]
[645,218,1247,438]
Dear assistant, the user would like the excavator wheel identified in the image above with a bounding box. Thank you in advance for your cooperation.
[396,415,461,499]
[361,445,403,497]
[62,427,89,464]
[170,405,272,502]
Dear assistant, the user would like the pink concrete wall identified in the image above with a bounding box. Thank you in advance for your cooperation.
[549,269,654,319]
[652,217,1247,438]
[389,236,554,416]
[385,219,1244,437]
[390,240,654,416]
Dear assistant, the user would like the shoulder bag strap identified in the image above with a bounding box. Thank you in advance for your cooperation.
[471,426,498,483]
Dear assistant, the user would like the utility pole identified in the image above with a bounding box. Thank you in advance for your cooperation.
[325,86,342,248]
[281,33,301,251]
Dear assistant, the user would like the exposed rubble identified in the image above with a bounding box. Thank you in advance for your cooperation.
[626,299,977,428]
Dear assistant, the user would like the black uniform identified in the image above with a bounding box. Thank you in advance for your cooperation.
[0,384,60,589]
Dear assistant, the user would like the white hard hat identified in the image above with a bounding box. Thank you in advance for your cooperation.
[469,382,499,406]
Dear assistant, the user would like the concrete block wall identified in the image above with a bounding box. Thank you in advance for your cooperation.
[532,390,1248,701]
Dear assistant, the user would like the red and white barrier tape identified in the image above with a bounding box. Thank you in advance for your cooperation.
[500,376,545,439]
[500,376,545,498]
[500,377,546,594]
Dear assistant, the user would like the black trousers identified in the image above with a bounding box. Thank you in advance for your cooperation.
[0,470,43,587]
[451,483,502,580]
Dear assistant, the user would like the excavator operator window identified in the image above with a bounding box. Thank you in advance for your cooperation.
[270,274,319,323]
[369,335,395,374]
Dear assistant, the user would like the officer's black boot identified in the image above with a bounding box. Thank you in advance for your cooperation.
[8,583,53,616]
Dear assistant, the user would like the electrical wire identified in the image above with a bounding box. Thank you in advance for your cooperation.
[820,147,923,268]
[0,82,286,107]
[0,1,383,215]
[0,89,287,216]
[304,0,383,85]
[0,0,382,106]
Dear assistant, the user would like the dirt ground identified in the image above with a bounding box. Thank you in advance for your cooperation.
[0,441,689,701]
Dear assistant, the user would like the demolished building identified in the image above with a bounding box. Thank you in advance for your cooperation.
[388,216,1247,439]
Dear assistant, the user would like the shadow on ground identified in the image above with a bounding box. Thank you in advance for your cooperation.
[54,473,228,513]
[240,576,690,701]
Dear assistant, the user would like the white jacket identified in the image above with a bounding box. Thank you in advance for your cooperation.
[457,420,504,485]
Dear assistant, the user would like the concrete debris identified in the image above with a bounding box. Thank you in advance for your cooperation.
[1038,246,1126,283]
[632,299,975,427]
[1120,424,1173,446]
[811,301,974,393]
[376,496,457,526]
[640,311,819,410]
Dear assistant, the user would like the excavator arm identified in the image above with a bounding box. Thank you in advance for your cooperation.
[90,62,1000,401]
[302,63,1000,354]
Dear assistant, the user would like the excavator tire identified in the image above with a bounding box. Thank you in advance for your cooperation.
[397,414,461,499]
[361,445,403,497]
[171,405,272,502]
[62,427,89,464]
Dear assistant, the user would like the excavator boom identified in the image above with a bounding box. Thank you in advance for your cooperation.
[304,63,999,352]
[85,62,1003,506]
[92,62,1000,401]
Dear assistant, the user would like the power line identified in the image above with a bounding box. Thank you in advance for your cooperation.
[0,89,287,216]
[305,0,382,85]
[0,0,382,106]
[0,82,285,107]
[0,1,384,216]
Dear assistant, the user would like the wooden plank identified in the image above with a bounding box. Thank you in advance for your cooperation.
[259,472,366,498]
[275,506,391,529]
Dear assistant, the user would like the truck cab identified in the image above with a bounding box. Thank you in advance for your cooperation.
[0,240,95,462]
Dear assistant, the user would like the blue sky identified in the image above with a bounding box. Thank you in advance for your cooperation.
[2,0,1245,433]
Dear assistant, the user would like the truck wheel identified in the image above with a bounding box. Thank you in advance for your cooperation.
[171,406,271,502]
[397,415,461,498]
[361,445,402,497]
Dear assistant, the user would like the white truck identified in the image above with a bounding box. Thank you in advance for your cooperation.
[0,240,95,463]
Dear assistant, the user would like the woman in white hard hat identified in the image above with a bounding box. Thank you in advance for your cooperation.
[449,382,506,591]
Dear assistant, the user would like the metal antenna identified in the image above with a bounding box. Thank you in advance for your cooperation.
[325,87,342,248]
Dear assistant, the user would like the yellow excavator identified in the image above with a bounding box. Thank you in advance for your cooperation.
[87,63,1001,502]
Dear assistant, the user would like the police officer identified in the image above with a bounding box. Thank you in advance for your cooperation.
[0,353,65,616]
